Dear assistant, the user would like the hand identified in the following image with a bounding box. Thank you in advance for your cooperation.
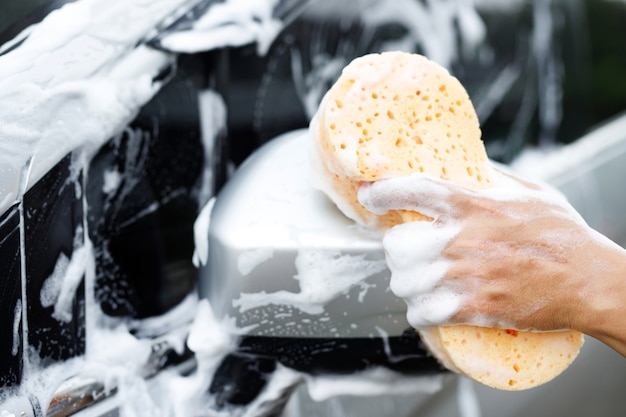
[358,166,626,356]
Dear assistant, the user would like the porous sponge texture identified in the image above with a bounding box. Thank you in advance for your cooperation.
[420,325,583,391]
[311,51,491,229]
[310,51,583,390]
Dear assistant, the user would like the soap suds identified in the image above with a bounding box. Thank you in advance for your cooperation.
[102,169,122,194]
[192,197,216,268]
[164,299,243,417]
[159,0,284,56]
[11,300,21,357]
[197,90,227,207]
[238,248,275,276]
[234,250,386,315]
[0,0,186,215]
[39,227,90,323]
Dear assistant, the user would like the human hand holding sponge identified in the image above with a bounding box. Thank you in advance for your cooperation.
[309,51,587,390]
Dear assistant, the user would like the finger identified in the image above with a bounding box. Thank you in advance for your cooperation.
[389,258,451,297]
[358,173,468,219]
[384,221,460,296]
[403,289,463,326]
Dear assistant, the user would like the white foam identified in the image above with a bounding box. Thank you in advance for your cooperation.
[192,197,216,268]
[238,248,275,276]
[102,169,122,194]
[0,0,187,217]
[384,223,456,296]
[129,292,199,341]
[52,243,90,323]
[358,173,457,218]
[39,253,69,310]
[158,0,284,56]
[357,177,465,326]
[166,299,240,417]
[39,227,90,323]
[233,250,386,315]
[11,300,21,357]
[197,90,227,207]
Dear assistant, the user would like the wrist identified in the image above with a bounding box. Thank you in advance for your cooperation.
[575,232,626,357]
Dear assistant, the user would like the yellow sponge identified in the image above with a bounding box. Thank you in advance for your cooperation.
[309,51,583,390]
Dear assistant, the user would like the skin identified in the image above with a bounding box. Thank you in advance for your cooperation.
[358,168,626,358]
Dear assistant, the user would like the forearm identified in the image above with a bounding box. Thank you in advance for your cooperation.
[571,231,626,357]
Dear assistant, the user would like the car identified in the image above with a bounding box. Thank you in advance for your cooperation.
[1,0,625,416]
